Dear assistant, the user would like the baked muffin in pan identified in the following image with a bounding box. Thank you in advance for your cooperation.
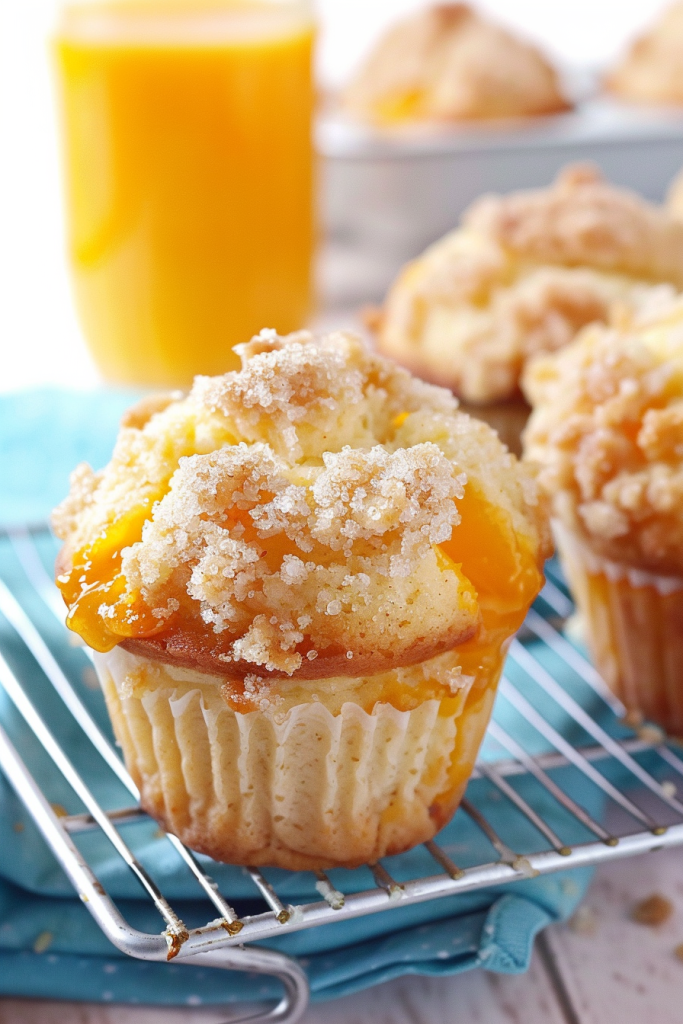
[606,3,683,108]
[343,3,570,125]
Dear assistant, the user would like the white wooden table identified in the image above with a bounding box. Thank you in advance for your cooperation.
[2,844,683,1024]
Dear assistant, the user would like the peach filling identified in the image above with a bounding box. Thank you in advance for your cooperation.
[56,500,165,652]
[57,480,541,694]
[440,483,543,623]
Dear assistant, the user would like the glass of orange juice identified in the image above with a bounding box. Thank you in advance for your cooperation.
[54,0,315,387]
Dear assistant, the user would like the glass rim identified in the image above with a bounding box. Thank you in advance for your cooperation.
[57,0,315,45]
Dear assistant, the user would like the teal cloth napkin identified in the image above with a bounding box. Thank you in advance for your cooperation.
[0,388,633,1007]
[0,388,142,530]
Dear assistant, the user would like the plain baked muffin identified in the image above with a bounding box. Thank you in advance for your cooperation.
[53,330,549,869]
[605,3,683,107]
[376,165,683,449]
[523,294,683,736]
[342,3,570,125]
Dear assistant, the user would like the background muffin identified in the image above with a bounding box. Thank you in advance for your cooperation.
[605,3,683,107]
[342,3,570,125]
[54,330,549,869]
[377,165,683,407]
[523,294,683,736]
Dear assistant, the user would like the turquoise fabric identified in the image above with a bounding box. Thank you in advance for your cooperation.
[0,388,636,1007]
[0,388,143,530]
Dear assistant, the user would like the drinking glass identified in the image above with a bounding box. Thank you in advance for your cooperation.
[55,0,316,386]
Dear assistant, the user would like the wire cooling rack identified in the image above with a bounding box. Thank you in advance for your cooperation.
[2,528,683,1024]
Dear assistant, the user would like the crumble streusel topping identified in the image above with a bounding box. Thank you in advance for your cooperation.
[523,294,683,574]
[378,166,683,403]
[54,330,546,675]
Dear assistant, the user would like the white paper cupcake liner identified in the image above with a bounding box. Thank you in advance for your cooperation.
[554,520,683,737]
[94,645,497,869]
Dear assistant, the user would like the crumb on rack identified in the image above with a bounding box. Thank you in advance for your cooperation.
[32,931,53,954]
[568,905,598,936]
[631,893,674,927]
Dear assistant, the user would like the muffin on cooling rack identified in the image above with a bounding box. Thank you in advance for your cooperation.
[523,293,683,737]
[375,165,683,451]
[53,330,549,870]
[342,3,570,125]
[605,3,683,107]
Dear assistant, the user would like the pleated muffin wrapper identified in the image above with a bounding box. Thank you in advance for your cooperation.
[93,643,503,871]
[554,520,683,738]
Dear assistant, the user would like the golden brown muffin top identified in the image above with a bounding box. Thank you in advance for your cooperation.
[53,330,548,679]
[377,166,683,403]
[463,165,683,286]
[605,3,683,106]
[523,293,683,575]
[341,3,570,124]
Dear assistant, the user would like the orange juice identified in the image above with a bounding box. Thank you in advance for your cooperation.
[55,1,315,387]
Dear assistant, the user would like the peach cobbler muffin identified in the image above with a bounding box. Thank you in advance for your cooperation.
[342,3,570,125]
[605,3,683,108]
[54,330,549,868]
[377,165,683,407]
[524,295,683,737]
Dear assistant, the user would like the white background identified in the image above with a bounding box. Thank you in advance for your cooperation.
[0,0,672,392]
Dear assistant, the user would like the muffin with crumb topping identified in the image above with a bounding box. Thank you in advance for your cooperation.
[523,294,683,737]
[54,330,549,869]
[378,166,683,406]
[376,165,683,453]
[605,3,683,108]
[342,3,570,125]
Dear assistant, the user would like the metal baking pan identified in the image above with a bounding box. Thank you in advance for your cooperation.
[318,98,683,304]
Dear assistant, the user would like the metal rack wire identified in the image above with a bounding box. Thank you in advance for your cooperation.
[2,526,683,1024]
